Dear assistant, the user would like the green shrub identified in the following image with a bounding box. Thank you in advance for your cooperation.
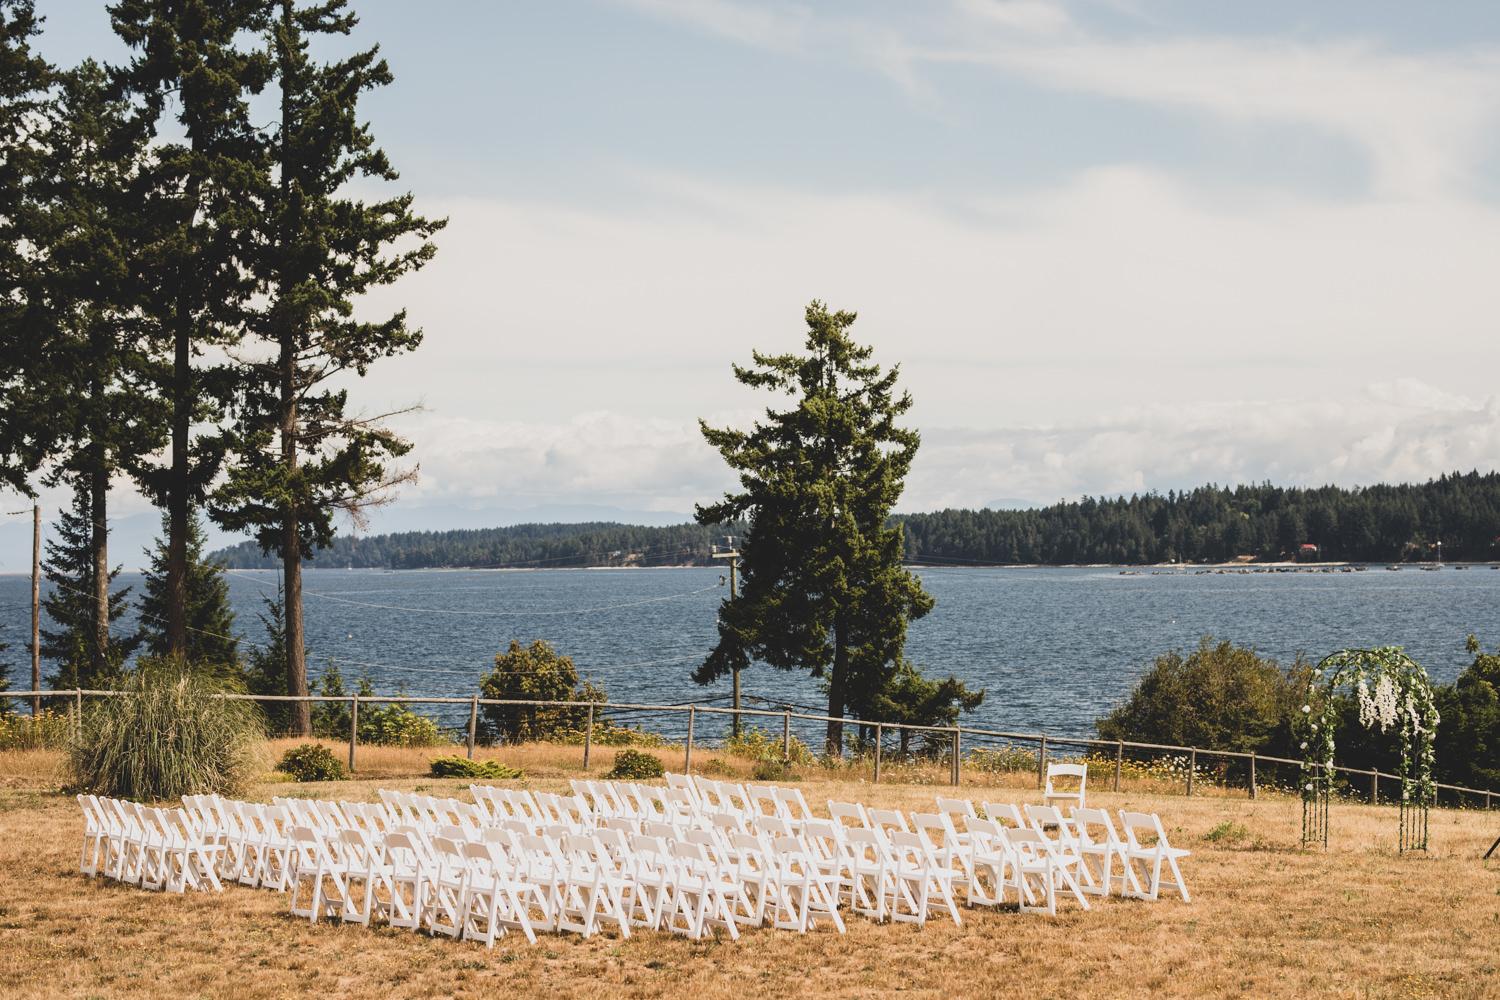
[723,726,815,766]
[428,755,523,780]
[751,759,795,782]
[276,743,347,783]
[606,748,664,780]
[479,640,604,744]
[69,659,265,800]
[360,701,451,747]
[0,709,73,750]
[1096,637,1302,754]
[697,757,735,777]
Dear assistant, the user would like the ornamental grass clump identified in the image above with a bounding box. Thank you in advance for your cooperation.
[69,659,265,800]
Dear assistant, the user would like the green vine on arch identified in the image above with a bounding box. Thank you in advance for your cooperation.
[1297,647,1440,847]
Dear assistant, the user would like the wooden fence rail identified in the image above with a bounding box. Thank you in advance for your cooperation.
[8,687,1496,810]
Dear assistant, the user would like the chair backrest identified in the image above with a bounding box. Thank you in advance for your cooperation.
[1072,807,1120,847]
[746,783,783,819]
[911,812,955,854]
[982,801,1026,829]
[642,820,678,842]
[868,808,910,840]
[844,827,888,866]
[752,814,792,840]
[1045,762,1087,800]
[935,796,976,820]
[827,800,869,831]
[773,786,814,821]
[1118,810,1167,851]
[801,819,844,865]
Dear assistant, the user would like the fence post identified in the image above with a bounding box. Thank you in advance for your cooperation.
[685,706,695,773]
[1037,735,1047,789]
[74,689,84,740]
[1187,747,1195,796]
[1371,769,1379,805]
[1249,751,1258,800]
[348,695,359,774]
[466,695,479,760]
[874,723,882,784]
[782,711,791,766]
[583,704,594,772]
[1114,740,1123,792]
[951,728,961,786]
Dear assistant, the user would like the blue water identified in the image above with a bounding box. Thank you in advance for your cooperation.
[2,566,1496,741]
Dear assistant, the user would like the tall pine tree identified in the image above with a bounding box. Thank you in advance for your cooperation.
[139,509,237,669]
[109,0,270,659]
[213,0,442,736]
[696,302,936,754]
[0,1,62,491]
[40,481,138,689]
[27,61,163,680]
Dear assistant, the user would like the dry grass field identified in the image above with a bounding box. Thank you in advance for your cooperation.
[1,741,1497,1000]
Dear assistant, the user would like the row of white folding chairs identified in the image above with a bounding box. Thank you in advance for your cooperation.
[285,806,850,942]
[377,789,486,834]
[77,794,224,893]
[925,796,1191,903]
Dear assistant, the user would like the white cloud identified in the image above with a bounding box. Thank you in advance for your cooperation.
[930,36,1500,200]
[609,0,1500,201]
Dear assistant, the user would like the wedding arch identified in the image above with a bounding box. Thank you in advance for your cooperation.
[1298,647,1440,852]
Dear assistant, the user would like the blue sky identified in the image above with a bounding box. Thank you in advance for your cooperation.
[7,0,1500,564]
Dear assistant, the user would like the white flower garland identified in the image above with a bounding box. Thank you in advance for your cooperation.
[1298,647,1440,811]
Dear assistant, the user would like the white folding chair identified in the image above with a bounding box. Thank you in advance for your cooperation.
[288,826,349,922]
[1044,762,1088,810]
[1118,811,1192,902]
[1002,826,1090,916]
[885,830,962,927]
[767,835,846,934]
[964,817,1023,908]
[1073,807,1143,898]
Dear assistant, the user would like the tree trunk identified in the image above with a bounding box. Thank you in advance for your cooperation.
[281,340,310,735]
[89,462,109,678]
[277,7,310,737]
[825,612,848,757]
[165,275,191,658]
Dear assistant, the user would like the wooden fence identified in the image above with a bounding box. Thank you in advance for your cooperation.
[11,687,1497,810]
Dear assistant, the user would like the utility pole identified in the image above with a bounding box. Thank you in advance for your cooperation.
[711,536,742,737]
[30,504,40,715]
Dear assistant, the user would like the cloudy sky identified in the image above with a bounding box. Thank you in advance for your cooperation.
[6,0,1500,564]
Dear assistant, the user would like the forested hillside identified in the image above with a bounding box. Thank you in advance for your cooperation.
[900,472,1500,564]
[211,522,746,569]
[210,473,1500,568]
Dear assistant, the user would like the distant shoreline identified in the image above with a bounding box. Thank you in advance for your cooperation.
[97,559,1499,575]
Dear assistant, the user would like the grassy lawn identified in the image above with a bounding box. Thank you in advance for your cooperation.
[1,742,1496,999]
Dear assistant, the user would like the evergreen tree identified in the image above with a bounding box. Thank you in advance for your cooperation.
[26,61,163,680]
[0,1,59,493]
[109,0,271,659]
[40,482,138,688]
[139,510,237,669]
[241,583,301,735]
[867,659,985,756]
[214,0,443,736]
[696,301,935,755]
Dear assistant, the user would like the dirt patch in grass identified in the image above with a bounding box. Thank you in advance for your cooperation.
[2,744,1497,999]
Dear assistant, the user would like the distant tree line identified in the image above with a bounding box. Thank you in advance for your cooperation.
[207,472,1500,571]
[211,521,747,569]
[900,472,1500,565]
